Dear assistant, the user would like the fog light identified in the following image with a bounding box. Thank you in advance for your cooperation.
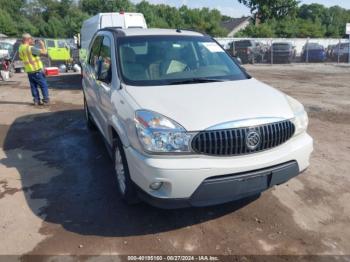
[149,182,163,190]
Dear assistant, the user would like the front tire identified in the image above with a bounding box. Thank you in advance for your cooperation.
[113,140,139,205]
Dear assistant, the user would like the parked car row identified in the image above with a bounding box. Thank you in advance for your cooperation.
[327,43,350,62]
[224,40,350,64]
[225,40,296,64]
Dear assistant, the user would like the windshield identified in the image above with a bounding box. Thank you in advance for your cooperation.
[46,40,55,48]
[0,42,13,51]
[340,43,350,49]
[273,43,291,50]
[235,40,252,48]
[305,44,324,50]
[117,35,247,86]
[57,40,67,48]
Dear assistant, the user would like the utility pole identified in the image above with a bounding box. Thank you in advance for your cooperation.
[270,39,273,65]
[348,34,350,64]
[306,37,310,63]
[346,23,350,64]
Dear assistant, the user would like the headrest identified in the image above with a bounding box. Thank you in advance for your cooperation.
[121,46,136,63]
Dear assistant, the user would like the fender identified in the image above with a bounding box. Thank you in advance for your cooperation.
[108,115,130,148]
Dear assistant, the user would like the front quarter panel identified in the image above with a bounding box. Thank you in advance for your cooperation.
[109,88,141,149]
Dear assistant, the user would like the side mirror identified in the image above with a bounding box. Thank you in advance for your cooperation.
[96,58,112,84]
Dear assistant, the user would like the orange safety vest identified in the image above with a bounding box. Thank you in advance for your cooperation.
[19,44,43,73]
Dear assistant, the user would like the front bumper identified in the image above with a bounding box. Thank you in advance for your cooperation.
[125,132,313,208]
[236,53,255,63]
[137,161,300,208]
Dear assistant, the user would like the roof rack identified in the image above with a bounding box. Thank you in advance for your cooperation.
[97,27,126,35]
[177,28,209,37]
[97,27,209,38]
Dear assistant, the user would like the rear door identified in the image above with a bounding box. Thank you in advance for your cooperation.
[101,14,124,28]
[124,13,147,28]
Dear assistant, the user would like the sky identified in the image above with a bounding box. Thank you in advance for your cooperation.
[130,0,350,17]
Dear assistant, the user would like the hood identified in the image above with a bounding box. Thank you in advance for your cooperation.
[125,78,294,131]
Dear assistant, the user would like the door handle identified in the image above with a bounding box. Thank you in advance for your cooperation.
[99,81,111,93]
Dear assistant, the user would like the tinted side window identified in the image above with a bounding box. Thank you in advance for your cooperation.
[89,36,103,75]
[98,37,112,84]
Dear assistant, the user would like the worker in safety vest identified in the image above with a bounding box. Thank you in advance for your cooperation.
[19,33,50,106]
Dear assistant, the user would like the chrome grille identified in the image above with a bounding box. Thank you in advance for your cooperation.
[191,120,295,156]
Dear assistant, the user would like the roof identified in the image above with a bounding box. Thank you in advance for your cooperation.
[221,17,251,32]
[0,33,8,38]
[112,28,204,37]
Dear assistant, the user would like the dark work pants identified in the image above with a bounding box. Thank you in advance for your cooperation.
[27,71,49,103]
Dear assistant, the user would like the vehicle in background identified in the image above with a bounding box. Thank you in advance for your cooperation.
[0,56,14,80]
[82,28,313,209]
[301,43,326,62]
[10,39,24,73]
[66,40,80,65]
[326,44,336,60]
[79,12,147,64]
[267,42,296,63]
[332,42,350,62]
[0,40,22,75]
[44,39,72,67]
[0,41,13,59]
[226,40,265,64]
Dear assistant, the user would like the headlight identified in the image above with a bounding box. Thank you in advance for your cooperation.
[286,95,309,136]
[135,110,192,153]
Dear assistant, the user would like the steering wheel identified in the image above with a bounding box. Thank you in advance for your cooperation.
[183,65,191,72]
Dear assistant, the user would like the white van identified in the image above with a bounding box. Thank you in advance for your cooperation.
[79,12,147,63]
[82,28,313,208]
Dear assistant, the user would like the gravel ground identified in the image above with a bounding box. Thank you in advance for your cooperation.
[0,64,349,260]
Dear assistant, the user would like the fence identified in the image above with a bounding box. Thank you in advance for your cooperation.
[2,36,350,65]
[216,37,350,64]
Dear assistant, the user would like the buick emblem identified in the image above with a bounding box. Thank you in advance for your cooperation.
[246,130,261,150]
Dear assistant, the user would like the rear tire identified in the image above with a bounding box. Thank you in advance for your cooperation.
[84,97,96,130]
[113,139,139,205]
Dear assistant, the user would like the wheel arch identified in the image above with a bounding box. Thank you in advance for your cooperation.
[108,116,131,149]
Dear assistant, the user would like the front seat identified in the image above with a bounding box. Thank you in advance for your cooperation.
[148,45,165,80]
[160,48,188,75]
[120,46,149,81]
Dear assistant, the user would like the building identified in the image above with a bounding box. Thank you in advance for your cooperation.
[221,16,252,37]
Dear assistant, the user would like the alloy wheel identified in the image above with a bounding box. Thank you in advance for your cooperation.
[115,147,126,195]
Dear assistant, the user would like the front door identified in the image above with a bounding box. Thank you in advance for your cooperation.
[95,34,114,138]
[84,36,103,130]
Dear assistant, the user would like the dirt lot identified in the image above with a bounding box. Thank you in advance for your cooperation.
[0,64,349,260]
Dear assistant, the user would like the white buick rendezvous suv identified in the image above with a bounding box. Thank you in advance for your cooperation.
[82,28,313,208]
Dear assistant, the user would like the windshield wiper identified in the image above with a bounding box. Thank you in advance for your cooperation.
[168,78,226,85]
